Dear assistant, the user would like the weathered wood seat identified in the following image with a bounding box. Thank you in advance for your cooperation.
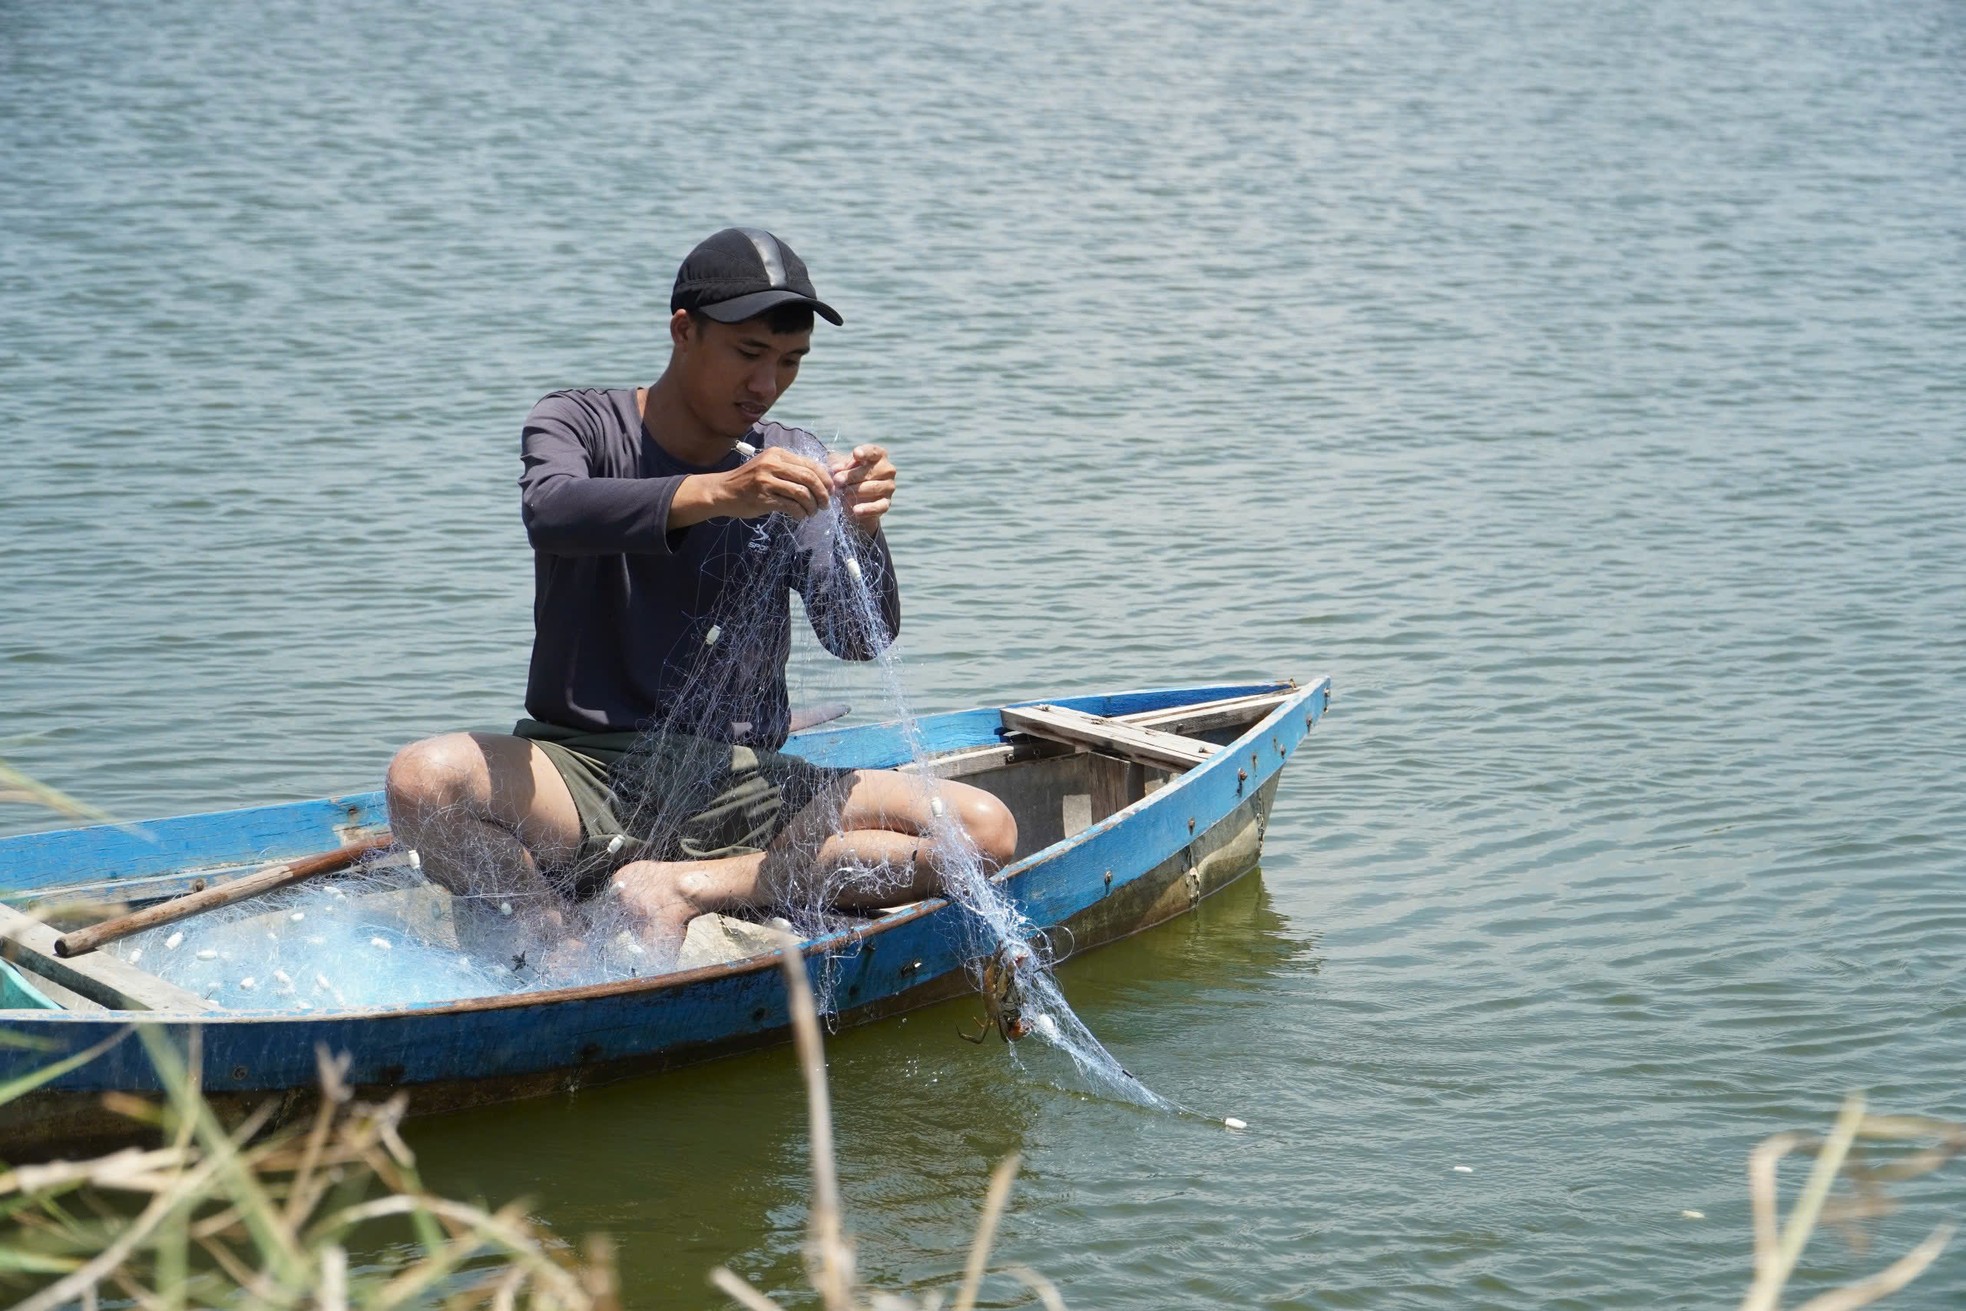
[1000,703,1219,773]
[1118,689,1292,736]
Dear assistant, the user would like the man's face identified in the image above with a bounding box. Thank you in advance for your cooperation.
[672,311,811,440]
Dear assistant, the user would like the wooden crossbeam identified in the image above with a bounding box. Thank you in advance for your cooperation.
[897,737,1075,781]
[0,904,217,1012]
[1116,690,1292,737]
[1000,704,1217,773]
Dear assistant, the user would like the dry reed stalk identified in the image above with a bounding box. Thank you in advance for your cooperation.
[710,1265,790,1311]
[952,1154,1022,1311]
[1004,1266,1069,1311]
[706,927,1052,1311]
[777,924,854,1308]
[0,759,117,826]
[1739,1094,1964,1311]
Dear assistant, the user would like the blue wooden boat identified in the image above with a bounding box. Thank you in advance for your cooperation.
[0,680,1330,1149]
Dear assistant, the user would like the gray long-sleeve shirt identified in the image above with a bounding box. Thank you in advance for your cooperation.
[518,388,899,744]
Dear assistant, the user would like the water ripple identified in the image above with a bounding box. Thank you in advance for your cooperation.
[6,0,1966,1305]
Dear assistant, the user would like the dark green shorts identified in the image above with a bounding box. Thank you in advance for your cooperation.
[513,719,853,899]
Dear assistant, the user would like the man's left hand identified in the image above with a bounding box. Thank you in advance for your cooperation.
[828,445,896,531]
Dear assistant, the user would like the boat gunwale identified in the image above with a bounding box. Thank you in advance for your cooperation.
[0,682,1298,883]
[0,679,1327,1025]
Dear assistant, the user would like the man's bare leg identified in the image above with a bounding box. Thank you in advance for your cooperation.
[608,770,1017,966]
[383,733,586,956]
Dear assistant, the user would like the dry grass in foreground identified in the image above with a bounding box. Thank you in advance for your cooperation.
[0,930,1051,1310]
[0,1028,618,1310]
[0,762,1957,1311]
[1740,1094,1964,1311]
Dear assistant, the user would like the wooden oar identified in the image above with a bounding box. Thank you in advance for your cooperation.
[53,832,392,958]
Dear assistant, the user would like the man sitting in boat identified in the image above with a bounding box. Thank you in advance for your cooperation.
[384,229,1017,973]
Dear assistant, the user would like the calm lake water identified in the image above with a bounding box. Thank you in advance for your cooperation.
[4,0,1964,1305]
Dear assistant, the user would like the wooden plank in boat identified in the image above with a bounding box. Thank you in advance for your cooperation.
[894,737,1074,780]
[0,905,217,1013]
[1000,705,1217,772]
[1117,690,1293,736]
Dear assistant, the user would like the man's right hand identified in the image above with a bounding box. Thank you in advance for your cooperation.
[670,448,834,528]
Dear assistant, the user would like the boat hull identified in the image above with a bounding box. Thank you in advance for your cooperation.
[0,681,1327,1151]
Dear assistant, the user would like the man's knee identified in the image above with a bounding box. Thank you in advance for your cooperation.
[384,734,488,816]
[961,794,1018,869]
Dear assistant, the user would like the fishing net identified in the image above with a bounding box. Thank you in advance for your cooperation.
[112,426,1167,1106]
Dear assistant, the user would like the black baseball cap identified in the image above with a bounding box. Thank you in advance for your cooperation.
[670,227,843,327]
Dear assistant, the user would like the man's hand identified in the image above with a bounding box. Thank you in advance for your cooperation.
[672,448,834,527]
[829,445,896,532]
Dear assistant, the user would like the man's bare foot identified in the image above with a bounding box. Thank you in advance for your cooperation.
[608,855,765,971]
[534,935,591,982]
